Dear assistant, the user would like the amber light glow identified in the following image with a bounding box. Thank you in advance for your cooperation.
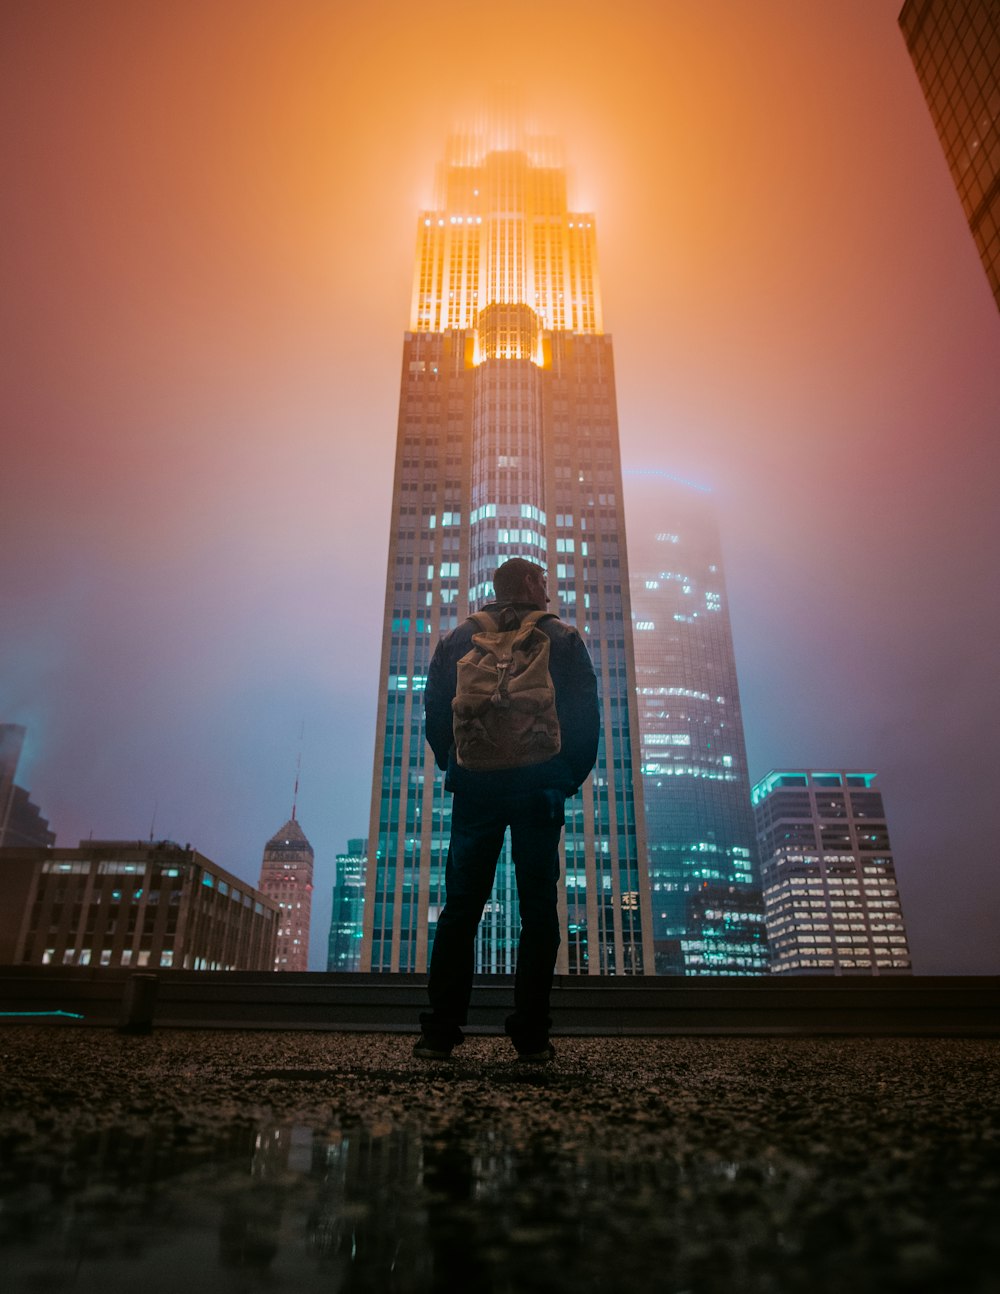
[413,123,600,367]
[2,2,999,974]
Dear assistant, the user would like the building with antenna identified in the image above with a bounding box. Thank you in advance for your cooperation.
[256,744,314,972]
[257,815,314,972]
[363,104,651,976]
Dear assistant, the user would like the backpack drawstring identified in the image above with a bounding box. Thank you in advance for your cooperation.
[491,658,512,708]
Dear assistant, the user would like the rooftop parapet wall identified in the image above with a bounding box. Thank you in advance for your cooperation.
[0,968,997,1035]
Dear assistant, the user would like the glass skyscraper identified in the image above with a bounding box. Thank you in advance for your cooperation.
[625,471,768,975]
[327,837,366,972]
[362,111,651,977]
[898,0,1000,311]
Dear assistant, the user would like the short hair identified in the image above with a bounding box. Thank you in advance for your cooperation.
[493,557,544,601]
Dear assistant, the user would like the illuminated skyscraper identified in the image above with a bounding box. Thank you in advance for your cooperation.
[898,0,1000,311]
[327,837,366,972]
[752,770,911,974]
[363,111,651,976]
[626,472,767,975]
[257,816,313,972]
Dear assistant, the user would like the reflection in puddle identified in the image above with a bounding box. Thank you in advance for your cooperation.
[0,1109,980,1292]
[0,1115,696,1292]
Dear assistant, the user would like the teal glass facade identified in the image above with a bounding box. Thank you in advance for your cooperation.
[625,471,768,975]
[327,837,367,972]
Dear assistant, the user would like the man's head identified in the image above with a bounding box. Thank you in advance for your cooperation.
[493,558,549,610]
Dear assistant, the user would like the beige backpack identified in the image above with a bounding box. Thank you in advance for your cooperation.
[452,610,562,771]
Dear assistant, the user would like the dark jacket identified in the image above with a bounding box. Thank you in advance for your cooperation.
[424,601,600,798]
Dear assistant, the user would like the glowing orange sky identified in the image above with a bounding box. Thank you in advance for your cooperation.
[2,0,998,972]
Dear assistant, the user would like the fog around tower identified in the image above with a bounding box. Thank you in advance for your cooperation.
[1,1,998,973]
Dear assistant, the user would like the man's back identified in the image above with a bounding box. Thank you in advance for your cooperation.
[415,558,599,1064]
[425,600,600,798]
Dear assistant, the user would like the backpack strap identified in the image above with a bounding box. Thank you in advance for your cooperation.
[466,609,556,639]
[518,610,557,630]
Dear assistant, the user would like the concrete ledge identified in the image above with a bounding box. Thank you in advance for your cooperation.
[0,967,998,1034]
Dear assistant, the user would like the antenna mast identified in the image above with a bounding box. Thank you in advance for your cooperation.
[292,721,304,821]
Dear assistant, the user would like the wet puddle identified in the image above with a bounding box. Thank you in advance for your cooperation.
[0,1114,771,1292]
[0,1107,992,1292]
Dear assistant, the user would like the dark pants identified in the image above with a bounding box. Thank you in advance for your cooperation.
[422,788,565,1050]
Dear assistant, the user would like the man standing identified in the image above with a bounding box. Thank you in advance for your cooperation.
[417,557,599,1062]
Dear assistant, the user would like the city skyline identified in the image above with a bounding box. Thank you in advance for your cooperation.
[2,2,998,975]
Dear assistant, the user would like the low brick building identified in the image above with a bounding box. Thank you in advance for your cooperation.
[0,840,278,971]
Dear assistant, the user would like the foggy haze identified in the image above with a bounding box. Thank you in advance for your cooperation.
[2,0,998,973]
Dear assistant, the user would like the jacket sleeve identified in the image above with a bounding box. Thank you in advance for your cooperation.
[554,629,600,791]
[424,636,457,771]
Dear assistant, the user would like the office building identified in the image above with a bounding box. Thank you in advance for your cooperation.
[327,837,367,972]
[626,471,768,975]
[0,840,278,970]
[898,0,1000,310]
[363,109,651,976]
[258,816,314,972]
[752,770,912,974]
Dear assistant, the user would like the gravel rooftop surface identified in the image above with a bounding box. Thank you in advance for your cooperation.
[0,1028,998,1293]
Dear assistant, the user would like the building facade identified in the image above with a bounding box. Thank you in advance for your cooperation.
[0,840,278,970]
[257,817,314,972]
[626,471,768,975]
[363,114,652,977]
[327,837,367,972]
[752,770,911,974]
[898,0,1000,311]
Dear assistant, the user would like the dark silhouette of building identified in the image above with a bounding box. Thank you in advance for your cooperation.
[626,472,768,975]
[363,106,650,976]
[898,0,1000,311]
[0,840,278,969]
[0,723,55,848]
[753,770,912,974]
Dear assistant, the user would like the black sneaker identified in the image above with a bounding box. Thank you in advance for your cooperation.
[413,1033,454,1060]
[515,1042,555,1064]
